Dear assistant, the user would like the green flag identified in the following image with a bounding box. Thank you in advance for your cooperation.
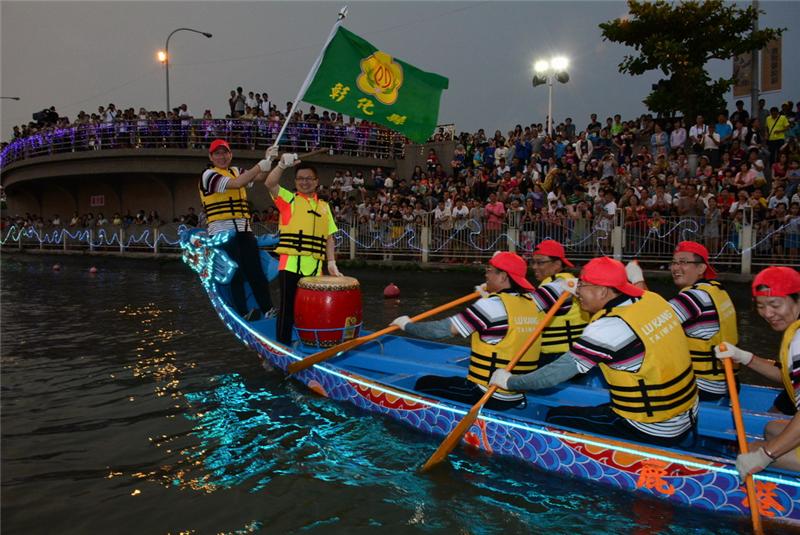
[303,27,449,143]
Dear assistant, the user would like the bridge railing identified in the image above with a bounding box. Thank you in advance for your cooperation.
[0,118,408,168]
[4,208,797,273]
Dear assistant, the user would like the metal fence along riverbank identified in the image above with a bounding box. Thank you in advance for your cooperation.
[2,209,796,274]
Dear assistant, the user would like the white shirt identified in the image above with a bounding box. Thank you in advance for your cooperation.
[689,124,707,141]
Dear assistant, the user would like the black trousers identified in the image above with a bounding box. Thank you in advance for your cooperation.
[220,230,273,316]
[277,270,304,345]
[546,403,695,448]
[414,375,524,411]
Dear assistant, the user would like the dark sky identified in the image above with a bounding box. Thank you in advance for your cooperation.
[2,1,797,137]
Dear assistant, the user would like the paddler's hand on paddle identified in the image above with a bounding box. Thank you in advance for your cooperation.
[258,146,280,172]
[489,369,511,390]
[390,315,411,331]
[557,278,578,296]
[714,342,754,366]
[327,261,343,277]
[736,447,773,480]
[474,283,489,299]
[278,152,300,169]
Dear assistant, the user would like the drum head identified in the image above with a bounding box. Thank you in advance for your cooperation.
[297,275,360,291]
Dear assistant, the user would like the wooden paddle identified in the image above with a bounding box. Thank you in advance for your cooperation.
[420,290,572,472]
[286,291,481,375]
[720,343,763,534]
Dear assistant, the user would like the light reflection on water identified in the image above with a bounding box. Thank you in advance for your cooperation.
[0,256,755,534]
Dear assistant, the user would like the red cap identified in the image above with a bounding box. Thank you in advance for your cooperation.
[752,267,800,297]
[490,252,534,291]
[532,239,574,268]
[674,241,716,279]
[580,257,644,297]
[208,139,231,154]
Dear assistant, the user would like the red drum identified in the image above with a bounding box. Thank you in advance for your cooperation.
[294,276,363,347]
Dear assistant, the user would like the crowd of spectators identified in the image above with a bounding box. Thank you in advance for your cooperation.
[1,86,404,159]
[3,92,800,261]
[318,98,800,260]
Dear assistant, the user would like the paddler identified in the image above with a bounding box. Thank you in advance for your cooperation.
[490,257,699,446]
[529,240,589,366]
[714,266,800,478]
[626,241,738,401]
[390,252,571,411]
[265,152,343,345]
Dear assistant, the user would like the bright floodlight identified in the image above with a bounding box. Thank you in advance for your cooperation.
[534,60,550,73]
[551,56,569,71]
[157,50,167,63]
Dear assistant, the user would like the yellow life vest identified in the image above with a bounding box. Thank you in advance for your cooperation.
[539,273,590,355]
[199,167,251,222]
[595,291,698,423]
[779,319,800,404]
[274,194,331,261]
[468,292,543,397]
[682,280,739,383]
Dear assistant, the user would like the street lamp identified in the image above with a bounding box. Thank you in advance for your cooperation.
[532,56,570,136]
[160,28,212,112]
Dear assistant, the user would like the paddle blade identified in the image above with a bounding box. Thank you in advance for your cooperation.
[420,405,482,473]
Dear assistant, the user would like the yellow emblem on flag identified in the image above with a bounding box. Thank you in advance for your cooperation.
[356,51,403,105]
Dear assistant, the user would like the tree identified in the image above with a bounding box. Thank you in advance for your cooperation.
[599,0,783,120]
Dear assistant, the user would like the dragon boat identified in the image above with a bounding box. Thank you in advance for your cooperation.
[180,228,800,526]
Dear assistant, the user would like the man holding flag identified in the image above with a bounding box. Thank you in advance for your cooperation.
[263,7,449,345]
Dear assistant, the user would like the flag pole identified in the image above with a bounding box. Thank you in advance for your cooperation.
[272,5,349,150]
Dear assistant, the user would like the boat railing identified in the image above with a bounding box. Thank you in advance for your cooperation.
[0,118,408,169]
[3,211,797,273]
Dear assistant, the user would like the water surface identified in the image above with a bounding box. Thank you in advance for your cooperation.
[1,254,772,534]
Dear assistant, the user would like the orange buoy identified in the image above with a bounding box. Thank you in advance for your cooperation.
[383,283,400,298]
[52,263,61,271]
[89,266,98,274]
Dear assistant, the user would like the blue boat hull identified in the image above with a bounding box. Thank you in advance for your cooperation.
[181,230,800,526]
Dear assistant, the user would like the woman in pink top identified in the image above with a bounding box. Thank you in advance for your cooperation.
[484,193,506,231]
[733,161,757,192]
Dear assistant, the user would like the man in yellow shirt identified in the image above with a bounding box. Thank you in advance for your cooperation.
[766,106,790,163]
[265,152,342,345]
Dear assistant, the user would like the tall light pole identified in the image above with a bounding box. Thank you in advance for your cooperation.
[158,28,212,112]
[532,56,570,136]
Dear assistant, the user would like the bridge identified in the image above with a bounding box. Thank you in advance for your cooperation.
[0,119,454,220]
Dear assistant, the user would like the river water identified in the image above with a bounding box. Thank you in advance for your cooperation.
[1,254,778,534]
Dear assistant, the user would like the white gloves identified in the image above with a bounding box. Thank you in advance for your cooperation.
[558,278,578,296]
[278,153,299,169]
[258,146,280,172]
[391,315,411,330]
[625,260,644,284]
[714,342,754,366]
[327,261,343,277]
[489,369,512,389]
[474,283,489,298]
[736,447,773,481]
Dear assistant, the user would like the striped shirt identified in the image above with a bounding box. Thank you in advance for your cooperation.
[669,288,725,394]
[450,282,567,343]
[200,166,253,235]
[789,330,800,408]
[569,296,697,438]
